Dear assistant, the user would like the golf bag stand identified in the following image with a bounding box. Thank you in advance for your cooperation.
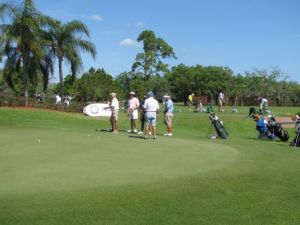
[290,130,300,147]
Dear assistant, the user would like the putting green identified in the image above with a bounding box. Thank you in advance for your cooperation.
[0,127,238,195]
[1,108,300,225]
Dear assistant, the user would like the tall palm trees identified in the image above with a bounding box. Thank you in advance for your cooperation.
[0,0,57,104]
[50,20,97,99]
[0,0,97,103]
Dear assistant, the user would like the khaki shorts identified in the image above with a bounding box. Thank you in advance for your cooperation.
[164,113,174,125]
[110,111,118,122]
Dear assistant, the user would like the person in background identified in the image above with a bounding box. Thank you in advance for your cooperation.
[163,95,174,137]
[258,97,268,115]
[127,92,140,133]
[104,93,119,134]
[218,91,225,112]
[188,93,194,111]
[138,96,148,135]
[64,97,70,106]
[55,94,61,104]
[143,91,159,139]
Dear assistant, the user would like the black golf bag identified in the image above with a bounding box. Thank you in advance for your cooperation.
[290,131,300,147]
[268,117,290,142]
[249,108,257,117]
[212,119,229,139]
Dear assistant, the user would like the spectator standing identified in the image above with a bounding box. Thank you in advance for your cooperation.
[104,93,119,134]
[188,93,194,111]
[143,91,159,139]
[218,91,225,112]
[55,94,61,104]
[127,92,140,133]
[138,96,147,135]
[163,95,174,137]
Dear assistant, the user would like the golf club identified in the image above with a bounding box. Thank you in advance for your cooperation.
[294,131,300,148]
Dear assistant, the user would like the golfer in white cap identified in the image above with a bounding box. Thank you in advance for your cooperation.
[104,93,119,134]
[163,95,174,137]
[143,91,159,139]
[127,91,140,133]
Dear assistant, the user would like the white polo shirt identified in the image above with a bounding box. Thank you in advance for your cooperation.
[144,97,159,112]
[262,98,268,106]
[111,97,119,111]
[128,97,140,110]
[218,92,224,100]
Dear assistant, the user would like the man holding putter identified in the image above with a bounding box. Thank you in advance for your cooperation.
[163,95,174,137]
[104,93,119,134]
[127,92,140,133]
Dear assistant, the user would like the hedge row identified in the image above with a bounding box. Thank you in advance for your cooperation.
[0,95,86,113]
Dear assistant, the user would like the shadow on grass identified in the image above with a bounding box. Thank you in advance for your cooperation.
[128,136,145,139]
[95,129,127,133]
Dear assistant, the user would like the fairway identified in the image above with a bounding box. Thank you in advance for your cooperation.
[1,107,300,225]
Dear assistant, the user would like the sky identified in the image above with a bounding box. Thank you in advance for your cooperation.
[2,0,300,82]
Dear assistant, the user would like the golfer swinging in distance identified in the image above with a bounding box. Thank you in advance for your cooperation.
[143,91,159,139]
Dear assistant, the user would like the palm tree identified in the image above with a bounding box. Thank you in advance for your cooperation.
[49,20,97,99]
[0,0,57,104]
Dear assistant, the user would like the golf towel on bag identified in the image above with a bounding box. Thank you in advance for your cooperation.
[213,120,229,139]
[256,118,274,140]
[256,118,267,132]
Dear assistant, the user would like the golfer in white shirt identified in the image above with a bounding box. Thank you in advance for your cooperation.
[218,91,225,112]
[143,91,159,139]
[104,93,119,134]
[55,94,61,104]
[127,92,140,133]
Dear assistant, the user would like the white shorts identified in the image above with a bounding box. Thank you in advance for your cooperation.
[218,99,223,106]
[128,110,138,120]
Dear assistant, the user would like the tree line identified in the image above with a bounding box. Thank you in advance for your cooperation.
[1,0,299,107]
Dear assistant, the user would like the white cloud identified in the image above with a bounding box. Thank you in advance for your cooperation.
[136,22,146,27]
[90,15,103,21]
[125,22,132,27]
[119,38,141,47]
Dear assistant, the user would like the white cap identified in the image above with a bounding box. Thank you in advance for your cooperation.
[164,95,170,99]
[110,93,116,96]
[129,91,135,95]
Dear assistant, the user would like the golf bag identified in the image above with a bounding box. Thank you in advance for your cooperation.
[249,108,257,117]
[267,118,290,142]
[295,115,300,129]
[212,119,229,139]
[256,118,274,140]
[290,130,300,147]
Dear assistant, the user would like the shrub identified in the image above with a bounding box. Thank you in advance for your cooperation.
[0,95,86,113]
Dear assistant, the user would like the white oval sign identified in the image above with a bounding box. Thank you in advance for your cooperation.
[83,103,112,117]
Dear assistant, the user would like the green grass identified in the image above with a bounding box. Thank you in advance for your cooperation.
[1,106,300,225]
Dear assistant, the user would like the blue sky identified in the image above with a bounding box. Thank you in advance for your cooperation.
[5,0,300,81]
